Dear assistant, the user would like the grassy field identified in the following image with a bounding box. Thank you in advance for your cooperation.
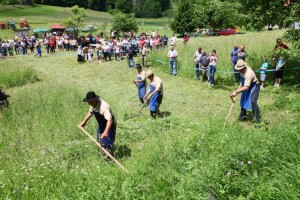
[0,4,171,40]
[1,5,300,200]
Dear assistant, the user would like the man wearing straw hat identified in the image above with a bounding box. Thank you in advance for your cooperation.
[144,70,163,118]
[133,64,147,104]
[80,91,116,155]
[230,60,260,122]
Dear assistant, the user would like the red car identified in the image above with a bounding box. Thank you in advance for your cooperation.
[0,22,7,29]
[216,28,235,36]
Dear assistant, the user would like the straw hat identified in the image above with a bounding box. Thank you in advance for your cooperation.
[235,60,248,71]
[146,70,154,77]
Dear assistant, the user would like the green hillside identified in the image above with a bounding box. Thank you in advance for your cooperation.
[1,5,300,200]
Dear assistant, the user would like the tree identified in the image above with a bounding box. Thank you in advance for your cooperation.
[115,0,133,14]
[63,5,86,37]
[170,0,197,34]
[194,0,243,30]
[237,0,291,30]
[112,12,138,34]
[283,0,300,51]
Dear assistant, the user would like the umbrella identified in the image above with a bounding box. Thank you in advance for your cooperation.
[32,28,50,33]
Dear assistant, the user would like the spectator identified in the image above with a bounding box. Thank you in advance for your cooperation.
[170,33,177,46]
[231,45,240,83]
[126,46,136,68]
[236,45,247,61]
[167,45,178,76]
[208,50,218,86]
[140,44,149,67]
[162,34,168,49]
[194,46,202,80]
[258,58,268,89]
[199,50,209,82]
[274,56,286,88]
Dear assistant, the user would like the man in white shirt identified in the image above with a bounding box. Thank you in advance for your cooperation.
[170,33,177,46]
[167,45,178,76]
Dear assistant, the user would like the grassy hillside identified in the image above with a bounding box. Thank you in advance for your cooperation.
[1,6,300,200]
[0,4,170,40]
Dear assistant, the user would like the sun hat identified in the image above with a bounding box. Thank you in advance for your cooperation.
[146,70,154,77]
[235,60,248,71]
[83,91,100,102]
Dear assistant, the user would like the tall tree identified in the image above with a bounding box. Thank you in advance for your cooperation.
[283,0,300,50]
[115,0,133,14]
[171,0,197,34]
[194,0,243,30]
[63,5,86,37]
[112,11,138,33]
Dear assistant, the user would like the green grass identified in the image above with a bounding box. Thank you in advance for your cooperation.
[1,8,300,199]
[0,4,171,40]
[0,60,39,88]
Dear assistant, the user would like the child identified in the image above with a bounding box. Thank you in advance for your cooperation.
[87,46,93,62]
[97,47,103,63]
[274,56,286,88]
[259,58,268,89]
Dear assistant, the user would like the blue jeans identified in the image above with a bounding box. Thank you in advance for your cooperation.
[170,60,177,75]
[208,65,216,85]
[127,57,136,68]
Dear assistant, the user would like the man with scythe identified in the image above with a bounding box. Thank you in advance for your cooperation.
[230,60,260,122]
[133,64,147,104]
[143,70,163,118]
[80,91,116,155]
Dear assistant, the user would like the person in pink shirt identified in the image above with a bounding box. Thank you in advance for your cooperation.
[208,49,218,86]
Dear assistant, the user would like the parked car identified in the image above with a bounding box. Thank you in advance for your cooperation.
[82,25,97,33]
[215,28,235,36]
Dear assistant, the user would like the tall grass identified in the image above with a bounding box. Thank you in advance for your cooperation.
[0,63,39,88]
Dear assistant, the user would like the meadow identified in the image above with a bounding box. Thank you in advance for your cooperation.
[1,4,300,200]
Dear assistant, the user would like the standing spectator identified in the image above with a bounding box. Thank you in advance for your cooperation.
[103,42,111,61]
[7,41,13,56]
[1,42,7,57]
[126,46,136,68]
[149,37,154,52]
[274,38,289,50]
[199,50,209,82]
[170,33,177,46]
[236,45,247,61]
[20,39,26,55]
[144,70,163,118]
[183,34,190,45]
[194,46,202,80]
[274,56,286,88]
[167,45,178,76]
[87,46,93,62]
[77,46,85,63]
[140,44,149,67]
[208,50,218,86]
[258,58,269,89]
[162,34,168,49]
[231,45,240,83]
[97,46,103,63]
[231,60,260,123]
[49,37,55,53]
[44,38,50,53]
[34,42,42,57]
[133,64,147,104]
